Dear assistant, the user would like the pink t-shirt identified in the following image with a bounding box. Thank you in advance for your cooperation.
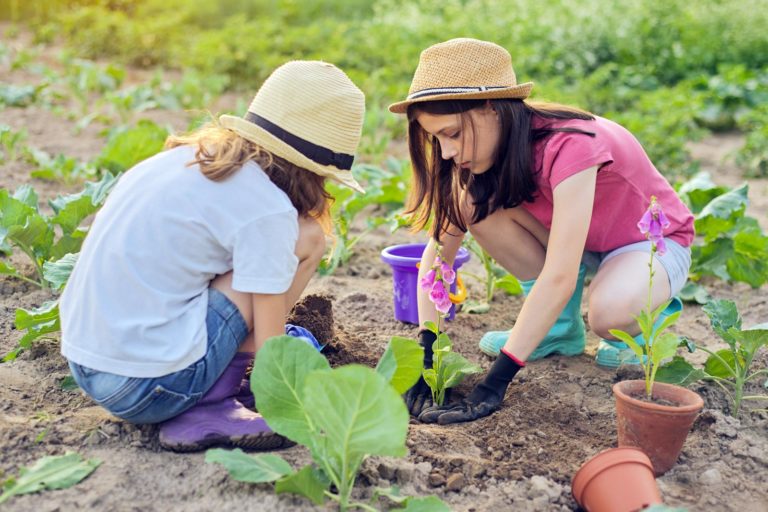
[521,116,694,252]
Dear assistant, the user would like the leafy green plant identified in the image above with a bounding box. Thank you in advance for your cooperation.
[320,159,409,275]
[460,236,522,314]
[609,197,682,397]
[0,82,47,107]
[685,182,768,288]
[0,173,118,288]
[658,299,768,416]
[206,335,448,511]
[0,124,27,164]
[26,148,97,183]
[94,120,169,174]
[0,452,100,505]
[418,246,482,406]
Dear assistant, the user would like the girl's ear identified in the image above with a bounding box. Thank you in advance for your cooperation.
[484,100,498,117]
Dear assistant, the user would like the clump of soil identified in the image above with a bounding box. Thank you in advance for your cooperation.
[287,293,334,344]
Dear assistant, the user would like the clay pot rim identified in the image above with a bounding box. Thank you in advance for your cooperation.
[571,446,654,504]
[613,379,704,413]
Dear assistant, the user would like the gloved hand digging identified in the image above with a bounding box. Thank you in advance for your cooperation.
[404,330,449,416]
[418,349,523,424]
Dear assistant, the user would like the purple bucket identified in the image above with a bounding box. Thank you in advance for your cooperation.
[380,243,471,324]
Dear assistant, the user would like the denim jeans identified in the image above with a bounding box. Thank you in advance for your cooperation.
[68,288,248,424]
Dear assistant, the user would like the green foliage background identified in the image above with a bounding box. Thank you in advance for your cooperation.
[4,0,768,176]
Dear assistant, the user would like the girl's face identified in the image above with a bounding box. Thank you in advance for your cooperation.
[416,104,500,175]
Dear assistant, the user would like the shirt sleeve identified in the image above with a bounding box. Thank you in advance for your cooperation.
[542,131,614,189]
[231,210,299,294]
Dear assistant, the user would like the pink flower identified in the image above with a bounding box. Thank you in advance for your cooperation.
[429,280,452,314]
[420,268,436,291]
[440,262,456,285]
[638,197,671,255]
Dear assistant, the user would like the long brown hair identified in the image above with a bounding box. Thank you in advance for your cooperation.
[405,99,595,239]
[165,121,333,234]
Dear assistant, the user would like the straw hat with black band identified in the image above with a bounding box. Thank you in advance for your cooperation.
[221,60,366,193]
[389,38,533,114]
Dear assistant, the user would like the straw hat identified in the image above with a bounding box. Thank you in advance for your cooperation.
[221,61,366,193]
[389,38,533,114]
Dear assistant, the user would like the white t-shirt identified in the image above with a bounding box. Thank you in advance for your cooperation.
[60,146,299,377]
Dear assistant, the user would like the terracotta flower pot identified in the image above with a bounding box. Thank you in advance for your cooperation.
[613,380,704,476]
[572,446,661,512]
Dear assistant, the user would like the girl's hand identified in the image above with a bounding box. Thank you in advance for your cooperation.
[418,350,522,424]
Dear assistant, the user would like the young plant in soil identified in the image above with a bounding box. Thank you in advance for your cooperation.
[206,336,449,511]
[459,236,522,314]
[419,246,481,406]
[0,174,119,361]
[658,299,768,415]
[609,197,682,398]
[0,452,100,505]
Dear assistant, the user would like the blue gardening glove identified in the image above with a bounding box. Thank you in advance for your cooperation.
[418,350,522,424]
[285,324,324,352]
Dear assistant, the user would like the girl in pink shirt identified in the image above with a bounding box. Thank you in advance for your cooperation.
[390,38,694,424]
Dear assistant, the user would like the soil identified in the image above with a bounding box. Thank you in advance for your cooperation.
[2,30,768,512]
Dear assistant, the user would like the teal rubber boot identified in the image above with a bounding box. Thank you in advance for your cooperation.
[478,265,586,360]
[595,297,683,368]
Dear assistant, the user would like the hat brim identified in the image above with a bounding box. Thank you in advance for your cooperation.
[219,114,365,194]
[388,82,534,114]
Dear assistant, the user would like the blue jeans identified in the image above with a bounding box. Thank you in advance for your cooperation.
[68,288,248,424]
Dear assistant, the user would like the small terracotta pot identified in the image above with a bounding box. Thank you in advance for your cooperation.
[572,447,661,512]
[613,380,704,476]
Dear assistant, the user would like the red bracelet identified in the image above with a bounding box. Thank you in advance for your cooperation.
[501,347,526,367]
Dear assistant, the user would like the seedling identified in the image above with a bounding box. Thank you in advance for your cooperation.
[207,336,449,511]
[658,299,768,416]
[609,197,681,398]
[419,245,482,406]
[460,236,522,313]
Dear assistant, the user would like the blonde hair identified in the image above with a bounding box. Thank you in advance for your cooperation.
[165,121,333,234]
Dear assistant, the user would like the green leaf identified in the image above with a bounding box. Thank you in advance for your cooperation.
[0,258,19,277]
[43,253,78,290]
[423,321,438,334]
[49,173,120,234]
[692,238,733,281]
[304,365,409,461]
[251,336,331,447]
[698,184,748,222]
[396,495,452,511]
[422,368,437,390]
[704,349,738,379]
[678,282,711,304]
[656,356,707,386]
[205,449,292,483]
[13,185,39,210]
[375,336,424,394]
[703,299,742,333]
[440,351,482,389]
[95,121,168,173]
[609,329,645,358]
[651,332,680,366]
[15,300,59,330]
[463,301,491,314]
[274,465,330,505]
[738,329,768,357]
[0,452,100,505]
[494,274,523,295]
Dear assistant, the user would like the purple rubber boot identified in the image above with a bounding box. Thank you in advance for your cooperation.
[235,377,256,410]
[158,352,291,452]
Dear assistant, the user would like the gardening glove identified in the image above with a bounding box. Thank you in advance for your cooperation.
[285,324,324,352]
[418,350,523,424]
[404,329,445,416]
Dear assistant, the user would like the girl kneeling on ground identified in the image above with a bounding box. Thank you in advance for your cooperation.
[60,61,365,451]
[392,38,694,424]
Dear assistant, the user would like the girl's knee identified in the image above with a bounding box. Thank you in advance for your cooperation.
[587,293,637,338]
